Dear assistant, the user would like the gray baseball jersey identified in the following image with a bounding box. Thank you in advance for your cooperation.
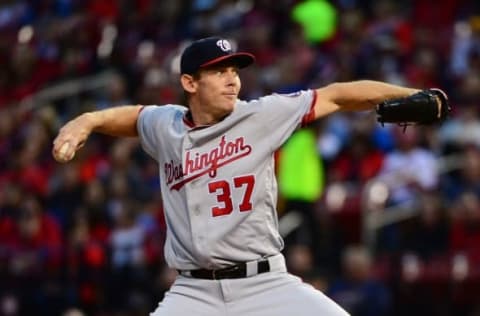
[137,89,317,270]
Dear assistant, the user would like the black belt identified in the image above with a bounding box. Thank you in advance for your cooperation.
[179,259,270,280]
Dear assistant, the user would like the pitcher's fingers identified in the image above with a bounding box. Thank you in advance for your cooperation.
[76,140,86,150]
[53,141,74,162]
[59,142,71,156]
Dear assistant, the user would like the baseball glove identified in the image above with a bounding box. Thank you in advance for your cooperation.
[376,88,450,127]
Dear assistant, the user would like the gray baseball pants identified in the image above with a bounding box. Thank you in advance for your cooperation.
[150,254,349,316]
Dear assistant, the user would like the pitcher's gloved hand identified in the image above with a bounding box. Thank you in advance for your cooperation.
[376,88,451,127]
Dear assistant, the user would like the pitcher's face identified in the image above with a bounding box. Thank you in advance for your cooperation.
[183,63,241,119]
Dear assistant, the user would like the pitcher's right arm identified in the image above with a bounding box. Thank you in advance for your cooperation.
[52,105,143,162]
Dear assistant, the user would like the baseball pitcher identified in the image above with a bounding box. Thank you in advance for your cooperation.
[52,37,450,315]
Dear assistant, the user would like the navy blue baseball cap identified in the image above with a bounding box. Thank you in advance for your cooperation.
[180,37,255,75]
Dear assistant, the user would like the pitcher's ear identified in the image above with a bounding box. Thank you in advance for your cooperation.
[180,74,196,93]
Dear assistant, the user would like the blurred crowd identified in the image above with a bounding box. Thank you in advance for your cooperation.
[2,0,480,315]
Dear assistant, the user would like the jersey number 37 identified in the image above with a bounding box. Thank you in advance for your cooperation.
[208,174,255,217]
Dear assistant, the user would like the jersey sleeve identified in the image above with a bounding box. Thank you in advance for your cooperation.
[249,89,317,150]
[136,105,169,161]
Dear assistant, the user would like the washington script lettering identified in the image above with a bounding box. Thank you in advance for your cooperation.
[165,136,252,190]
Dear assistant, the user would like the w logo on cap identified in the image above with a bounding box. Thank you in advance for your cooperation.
[216,39,231,52]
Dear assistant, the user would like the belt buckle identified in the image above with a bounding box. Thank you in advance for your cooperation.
[212,269,217,280]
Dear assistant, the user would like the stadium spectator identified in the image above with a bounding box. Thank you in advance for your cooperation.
[328,245,392,316]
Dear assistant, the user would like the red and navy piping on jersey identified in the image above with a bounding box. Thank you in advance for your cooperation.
[301,89,317,126]
[183,111,195,128]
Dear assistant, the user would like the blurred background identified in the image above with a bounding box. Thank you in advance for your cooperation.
[1,0,480,315]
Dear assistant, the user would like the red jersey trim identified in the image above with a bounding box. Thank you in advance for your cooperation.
[301,90,317,126]
[183,111,195,128]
